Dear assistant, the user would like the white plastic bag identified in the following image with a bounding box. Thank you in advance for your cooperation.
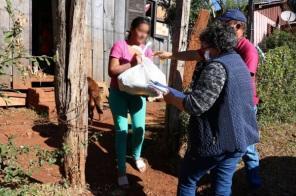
[117,43,167,97]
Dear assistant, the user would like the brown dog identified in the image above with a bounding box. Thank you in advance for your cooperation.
[87,77,104,123]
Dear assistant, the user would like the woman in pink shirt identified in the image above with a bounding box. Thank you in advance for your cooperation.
[108,17,153,188]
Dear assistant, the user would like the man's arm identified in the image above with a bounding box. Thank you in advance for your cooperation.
[154,50,204,61]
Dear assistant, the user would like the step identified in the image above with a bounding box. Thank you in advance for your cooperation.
[0,91,27,107]
[26,87,56,116]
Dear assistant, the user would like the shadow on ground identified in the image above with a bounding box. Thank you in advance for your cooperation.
[32,122,63,148]
[195,156,296,196]
[232,156,296,196]
[32,119,296,196]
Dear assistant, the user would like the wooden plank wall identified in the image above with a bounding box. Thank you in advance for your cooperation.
[12,0,31,89]
[152,37,171,82]
[91,0,104,82]
[0,0,12,88]
[85,0,93,77]
[103,0,115,83]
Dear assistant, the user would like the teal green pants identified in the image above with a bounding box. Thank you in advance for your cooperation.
[109,88,146,175]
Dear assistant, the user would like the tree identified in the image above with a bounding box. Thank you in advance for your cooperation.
[54,0,88,188]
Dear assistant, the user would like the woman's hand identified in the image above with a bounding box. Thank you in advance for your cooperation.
[163,91,185,111]
[163,88,186,111]
[163,92,174,105]
[153,51,173,59]
[131,54,142,66]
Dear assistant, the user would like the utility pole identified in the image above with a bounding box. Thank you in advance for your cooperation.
[248,0,254,43]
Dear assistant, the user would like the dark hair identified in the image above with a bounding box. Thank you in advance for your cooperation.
[128,17,150,39]
[200,22,237,53]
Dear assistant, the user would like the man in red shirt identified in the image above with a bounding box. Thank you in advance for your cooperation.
[155,9,261,189]
[219,9,259,106]
[219,9,261,189]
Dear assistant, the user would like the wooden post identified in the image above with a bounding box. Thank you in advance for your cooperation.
[182,9,210,88]
[165,0,191,155]
[247,0,254,43]
[55,0,88,188]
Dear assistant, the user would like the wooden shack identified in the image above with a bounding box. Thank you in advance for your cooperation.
[254,0,296,45]
[0,0,172,107]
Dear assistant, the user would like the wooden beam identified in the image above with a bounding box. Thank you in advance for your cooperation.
[169,0,192,87]
[183,9,210,88]
[0,91,26,107]
[165,0,191,155]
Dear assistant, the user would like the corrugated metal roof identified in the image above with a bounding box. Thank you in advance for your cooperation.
[254,0,284,5]
[257,4,286,24]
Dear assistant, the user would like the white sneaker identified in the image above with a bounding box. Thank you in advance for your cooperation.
[135,158,147,173]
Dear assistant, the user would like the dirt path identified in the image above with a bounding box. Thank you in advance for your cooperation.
[0,103,295,196]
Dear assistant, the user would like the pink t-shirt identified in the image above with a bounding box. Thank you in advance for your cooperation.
[235,37,259,105]
[109,40,153,89]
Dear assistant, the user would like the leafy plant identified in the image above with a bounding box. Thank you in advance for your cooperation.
[0,136,68,188]
[257,46,296,124]
[259,30,296,51]
[178,111,190,156]
[0,183,77,196]
[164,0,211,35]
[0,136,32,185]
[223,0,248,11]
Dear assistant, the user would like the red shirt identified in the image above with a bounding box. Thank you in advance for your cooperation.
[235,37,259,105]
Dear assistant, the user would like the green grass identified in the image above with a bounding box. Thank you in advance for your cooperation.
[0,183,88,196]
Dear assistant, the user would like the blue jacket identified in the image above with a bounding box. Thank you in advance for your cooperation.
[187,51,259,157]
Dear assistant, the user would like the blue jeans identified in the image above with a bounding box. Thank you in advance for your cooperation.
[242,106,261,186]
[178,151,244,196]
[242,144,260,170]
[242,106,260,170]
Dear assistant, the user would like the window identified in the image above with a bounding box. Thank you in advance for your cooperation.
[145,0,157,37]
[125,0,169,38]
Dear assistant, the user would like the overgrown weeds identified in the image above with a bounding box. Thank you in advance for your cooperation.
[0,136,69,188]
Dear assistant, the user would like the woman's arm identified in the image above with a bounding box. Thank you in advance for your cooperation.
[108,57,131,77]
[108,55,141,77]
[154,50,203,61]
[108,41,141,77]
[163,62,227,115]
[183,62,226,115]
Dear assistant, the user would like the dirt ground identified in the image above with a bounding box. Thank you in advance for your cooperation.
[0,102,295,196]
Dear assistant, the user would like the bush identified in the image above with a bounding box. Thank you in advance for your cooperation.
[259,30,296,51]
[257,46,296,124]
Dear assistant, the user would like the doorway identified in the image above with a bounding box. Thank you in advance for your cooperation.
[32,0,54,75]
